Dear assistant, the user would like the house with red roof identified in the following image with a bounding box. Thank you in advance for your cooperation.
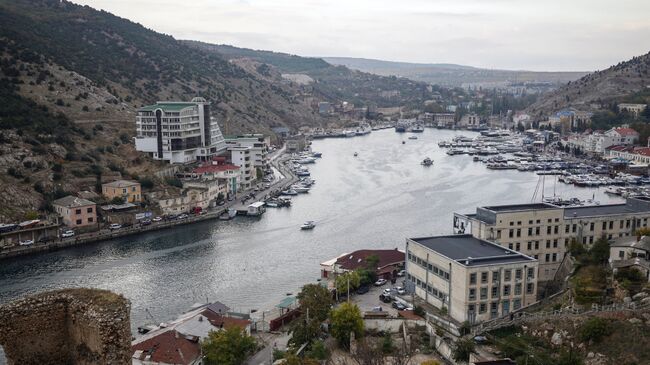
[606,145,650,165]
[320,248,405,286]
[605,127,640,146]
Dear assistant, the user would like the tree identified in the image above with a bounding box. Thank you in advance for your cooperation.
[202,327,257,365]
[297,283,333,322]
[335,271,361,295]
[110,196,125,205]
[330,302,364,348]
[579,317,611,343]
[365,254,379,271]
[451,337,475,362]
[589,236,610,264]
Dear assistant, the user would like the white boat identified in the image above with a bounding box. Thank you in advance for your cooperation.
[301,221,316,230]
[291,185,310,193]
[411,124,424,133]
[281,189,298,196]
[344,130,356,137]
[296,157,316,164]
[421,157,433,166]
[219,208,238,220]
[296,170,310,177]
[354,152,358,157]
[408,135,418,140]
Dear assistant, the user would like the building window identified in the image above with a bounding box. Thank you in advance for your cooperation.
[470,273,477,285]
[469,288,476,301]
[492,271,499,282]
[481,272,488,284]
[572,224,576,233]
[480,287,488,300]
[590,222,594,231]
[508,243,513,250]
[479,303,487,313]
[513,298,522,310]
[516,242,521,251]
[602,221,607,230]
[535,241,539,250]
[545,254,550,262]
[509,229,514,238]
[76,219,82,225]
[503,285,511,296]
[565,225,570,233]
[491,286,498,298]
[535,227,539,235]
[619,250,625,258]
[528,227,533,236]
[88,217,93,223]
[75,209,81,214]
[87,207,93,213]
[553,239,558,248]
[468,304,475,313]
[526,283,535,294]
[609,221,613,230]
[515,269,522,280]
[516,229,521,237]
[554,225,559,234]
[504,270,511,281]
[515,283,522,295]
[552,253,557,262]
[527,242,532,250]
[527,268,535,279]
[546,226,551,235]
[546,240,550,249]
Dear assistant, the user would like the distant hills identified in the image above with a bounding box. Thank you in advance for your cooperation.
[525,52,650,117]
[323,57,589,87]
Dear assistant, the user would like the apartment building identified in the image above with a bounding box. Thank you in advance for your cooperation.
[225,134,270,169]
[618,103,647,117]
[228,146,255,189]
[191,157,241,197]
[454,197,650,283]
[134,97,226,164]
[406,235,538,324]
[52,195,97,228]
[101,180,141,203]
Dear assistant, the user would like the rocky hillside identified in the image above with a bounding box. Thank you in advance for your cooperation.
[0,0,330,221]
[526,52,650,117]
[185,41,436,109]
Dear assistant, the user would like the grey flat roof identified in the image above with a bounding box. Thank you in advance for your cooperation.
[564,204,644,218]
[483,203,557,212]
[409,235,536,267]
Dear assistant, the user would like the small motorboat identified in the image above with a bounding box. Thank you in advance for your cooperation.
[408,135,418,140]
[402,141,406,144]
[291,185,310,193]
[421,157,433,166]
[354,152,358,157]
[281,189,298,196]
[219,209,238,220]
[301,221,316,230]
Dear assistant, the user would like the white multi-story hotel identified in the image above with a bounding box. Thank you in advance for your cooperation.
[225,134,270,169]
[406,235,538,324]
[228,146,255,189]
[135,97,226,164]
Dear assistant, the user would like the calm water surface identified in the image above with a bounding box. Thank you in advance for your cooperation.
[0,129,623,335]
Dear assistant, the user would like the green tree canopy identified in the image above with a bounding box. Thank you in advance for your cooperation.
[335,271,361,294]
[590,236,610,264]
[297,283,333,322]
[202,327,257,365]
[330,302,364,348]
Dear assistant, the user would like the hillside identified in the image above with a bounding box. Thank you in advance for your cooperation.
[184,41,436,109]
[526,52,650,118]
[0,0,331,221]
[322,57,588,87]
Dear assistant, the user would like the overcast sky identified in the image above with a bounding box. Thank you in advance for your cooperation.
[75,0,650,72]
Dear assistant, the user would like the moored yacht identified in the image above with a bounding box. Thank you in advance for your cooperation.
[421,157,433,166]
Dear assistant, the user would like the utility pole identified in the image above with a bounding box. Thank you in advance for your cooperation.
[347,275,350,302]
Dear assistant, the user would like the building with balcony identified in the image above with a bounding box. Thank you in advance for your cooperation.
[101,180,141,203]
[52,195,97,228]
[406,235,538,324]
[454,197,650,283]
[134,97,226,164]
[225,134,270,169]
[228,146,255,189]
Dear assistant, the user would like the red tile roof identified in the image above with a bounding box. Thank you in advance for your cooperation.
[131,330,201,365]
[335,249,404,271]
[193,162,240,174]
[613,127,639,137]
[200,309,251,330]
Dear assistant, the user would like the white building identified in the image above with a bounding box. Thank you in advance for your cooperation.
[229,146,255,189]
[459,113,480,129]
[618,103,647,117]
[605,127,640,146]
[135,97,226,164]
[406,235,538,324]
[225,134,270,169]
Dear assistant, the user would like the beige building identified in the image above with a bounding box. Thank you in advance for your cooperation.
[102,180,142,203]
[609,236,650,282]
[52,195,97,228]
[454,197,650,283]
[618,103,647,117]
[406,235,538,324]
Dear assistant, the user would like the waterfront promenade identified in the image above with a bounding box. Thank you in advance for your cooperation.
[0,146,298,260]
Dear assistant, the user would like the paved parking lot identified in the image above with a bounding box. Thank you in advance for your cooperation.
[350,280,412,316]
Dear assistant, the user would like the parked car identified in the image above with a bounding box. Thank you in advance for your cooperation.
[61,230,75,238]
[178,214,189,219]
[372,306,383,312]
[397,270,406,277]
[383,288,392,294]
[356,286,369,295]
[152,216,163,222]
[392,301,406,311]
[374,278,387,286]
[19,239,34,246]
[379,293,392,303]
[109,223,122,230]
[396,287,406,295]
[141,219,152,226]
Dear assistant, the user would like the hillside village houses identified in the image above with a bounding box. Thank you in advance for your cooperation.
[320,249,406,290]
[547,108,593,131]
[52,196,97,228]
[566,127,640,155]
[101,180,142,203]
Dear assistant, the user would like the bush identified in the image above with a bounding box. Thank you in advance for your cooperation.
[7,167,23,178]
[139,177,154,189]
[119,133,130,144]
[165,177,183,188]
[579,317,611,343]
[305,340,328,360]
[51,163,63,172]
[452,337,475,362]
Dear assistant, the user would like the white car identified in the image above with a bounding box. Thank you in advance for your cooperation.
[374,278,387,286]
[383,288,392,294]
[152,216,162,222]
[396,287,406,295]
[19,239,34,246]
[397,270,406,277]
[178,214,189,219]
[61,230,75,238]
[109,223,122,230]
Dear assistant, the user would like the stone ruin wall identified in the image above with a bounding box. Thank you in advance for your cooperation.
[0,288,131,365]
